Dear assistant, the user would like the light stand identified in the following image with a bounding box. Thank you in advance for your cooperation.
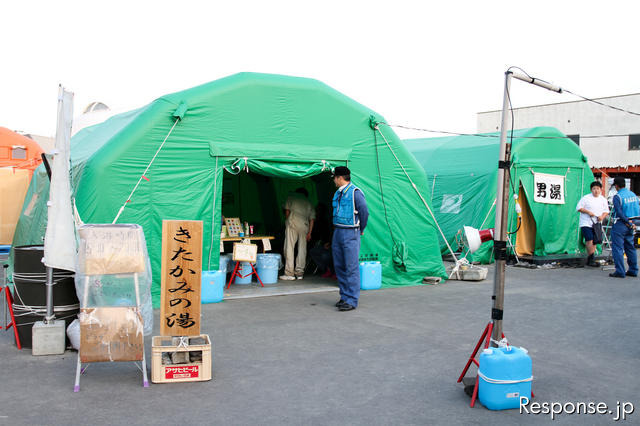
[458,69,562,407]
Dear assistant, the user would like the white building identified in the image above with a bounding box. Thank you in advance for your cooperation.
[477,93,640,190]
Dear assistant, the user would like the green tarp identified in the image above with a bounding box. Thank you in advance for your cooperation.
[12,73,447,306]
[404,127,594,263]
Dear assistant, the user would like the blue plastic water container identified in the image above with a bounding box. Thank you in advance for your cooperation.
[256,253,281,284]
[219,254,233,273]
[234,262,253,285]
[478,346,532,410]
[0,245,10,255]
[201,270,225,303]
[360,261,382,290]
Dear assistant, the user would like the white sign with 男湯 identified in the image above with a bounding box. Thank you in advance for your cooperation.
[533,173,565,205]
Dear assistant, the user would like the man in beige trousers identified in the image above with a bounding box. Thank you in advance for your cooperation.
[280,188,315,280]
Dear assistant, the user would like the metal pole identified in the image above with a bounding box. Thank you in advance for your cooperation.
[490,70,562,345]
[45,266,54,323]
[490,71,513,345]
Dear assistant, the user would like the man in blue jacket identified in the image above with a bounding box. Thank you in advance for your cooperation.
[610,177,639,278]
[331,166,369,311]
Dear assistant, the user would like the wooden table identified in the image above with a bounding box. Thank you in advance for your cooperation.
[220,236,275,253]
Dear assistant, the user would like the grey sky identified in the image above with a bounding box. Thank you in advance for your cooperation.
[2,0,638,139]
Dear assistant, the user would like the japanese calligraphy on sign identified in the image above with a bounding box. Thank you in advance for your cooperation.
[533,173,565,205]
[160,220,203,336]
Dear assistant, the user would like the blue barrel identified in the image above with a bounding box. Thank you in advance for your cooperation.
[478,346,532,410]
[219,254,233,273]
[234,262,253,285]
[256,254,281,284]
[360,261,382,290]
[201,270,225,303]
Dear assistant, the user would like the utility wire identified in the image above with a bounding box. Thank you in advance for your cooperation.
[381,123,634,140]
[508,66,640,117]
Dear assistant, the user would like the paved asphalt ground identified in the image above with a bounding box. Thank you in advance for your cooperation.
[1,262,639,425]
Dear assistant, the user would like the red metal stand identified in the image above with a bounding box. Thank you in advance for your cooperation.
[1,286,21,350]
[457,322,500,407]
[457,322,533,407]
[226,262,264,289]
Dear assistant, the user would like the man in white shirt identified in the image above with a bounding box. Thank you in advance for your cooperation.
[576,181,610,267]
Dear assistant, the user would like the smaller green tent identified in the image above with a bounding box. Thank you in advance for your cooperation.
[404,127,594,263]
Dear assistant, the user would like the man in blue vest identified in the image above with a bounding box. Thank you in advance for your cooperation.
[610,177,639,278]
[332,166,369,311]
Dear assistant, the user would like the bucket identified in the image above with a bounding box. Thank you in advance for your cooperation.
[360,261,382,290]
[219,254,233,274]
[234,262,253,285]
[256,254,281,284]
[201,271,225,303]
[478,346,532,410]
[12,245,79,348]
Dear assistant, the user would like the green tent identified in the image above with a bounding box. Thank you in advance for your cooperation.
[404,127,594,263]
[12,72,447,306]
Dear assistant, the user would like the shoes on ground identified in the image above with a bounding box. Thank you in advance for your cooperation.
[279,275,295,281]
[335,300,346,307]
[625,271,638,277]
[609,273,625,279]
[338,303,356,312]
[296,276,304,280]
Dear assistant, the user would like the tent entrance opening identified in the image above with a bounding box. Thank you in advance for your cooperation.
[220,170,339,299]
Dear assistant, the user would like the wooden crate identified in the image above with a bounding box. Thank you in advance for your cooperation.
[151,334,212,383]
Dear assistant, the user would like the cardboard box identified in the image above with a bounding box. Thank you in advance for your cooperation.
[79,307,144,363]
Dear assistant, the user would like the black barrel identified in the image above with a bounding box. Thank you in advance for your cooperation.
[12,245,79,348]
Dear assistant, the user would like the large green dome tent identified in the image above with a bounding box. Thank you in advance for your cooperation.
[11,72,447,305]
[404,127,595,263]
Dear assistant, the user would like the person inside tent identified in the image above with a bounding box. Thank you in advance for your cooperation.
[280,188,316,281]
[576,181,609,267]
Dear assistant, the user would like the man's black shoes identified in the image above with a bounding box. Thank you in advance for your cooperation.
[609,273,625,278]
[338,303,356,312]
[626,271,638,277]
[335,300,346,307]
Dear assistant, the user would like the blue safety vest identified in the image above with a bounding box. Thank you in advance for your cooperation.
[332,183,363,228]
[613,187,640,222]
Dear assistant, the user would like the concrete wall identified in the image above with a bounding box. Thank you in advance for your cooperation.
[477,94,640,168]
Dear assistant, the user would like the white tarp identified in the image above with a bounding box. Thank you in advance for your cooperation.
[44,86,76,271]
[533,172,565,205]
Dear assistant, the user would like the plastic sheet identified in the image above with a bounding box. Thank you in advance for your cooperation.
[75,224,153,336]
[66,319,80,350]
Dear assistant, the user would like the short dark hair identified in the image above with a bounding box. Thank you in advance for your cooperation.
[590,181,602,189]
[614,177,626,188]
[295,187,309,198]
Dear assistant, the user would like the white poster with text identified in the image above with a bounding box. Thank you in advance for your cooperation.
[533,173,565,205]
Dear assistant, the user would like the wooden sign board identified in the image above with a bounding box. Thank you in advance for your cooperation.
[79,307,144,363]
[224,217,243,237]
[78,225,146,275]
[160,220,203,337]
[233,243,257,263]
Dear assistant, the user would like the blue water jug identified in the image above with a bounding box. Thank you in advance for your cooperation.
[360,261,382,290]
[478,346,532,410]
[234,261,253,285]
[256,253,281,284]
[201,270,225,303]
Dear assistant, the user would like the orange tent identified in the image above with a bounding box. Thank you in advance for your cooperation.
[0,127,45,244]
[0,127,44,175]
